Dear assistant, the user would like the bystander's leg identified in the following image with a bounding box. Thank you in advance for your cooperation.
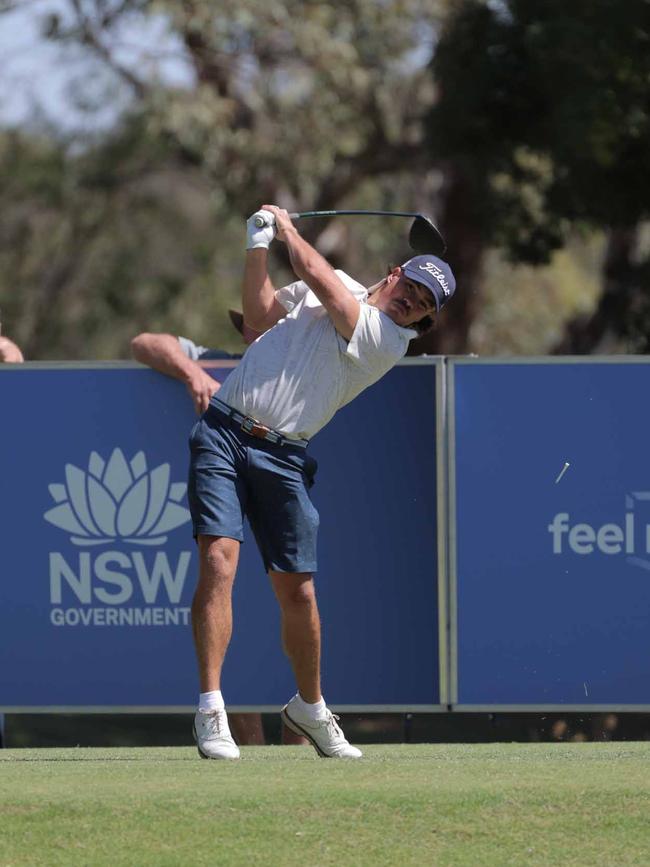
[229,714,266,745]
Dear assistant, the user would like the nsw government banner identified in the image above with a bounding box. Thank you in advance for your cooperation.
[0,361,442,710]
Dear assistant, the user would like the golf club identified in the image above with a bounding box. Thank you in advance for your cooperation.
[253,209,446,256]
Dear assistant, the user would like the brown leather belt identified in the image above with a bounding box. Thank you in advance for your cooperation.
[213,398,309,449]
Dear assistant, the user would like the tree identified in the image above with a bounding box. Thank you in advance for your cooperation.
[0,118,247,359]
[425,0,650,354]
[1,0,452,359]
[41,0,445,242]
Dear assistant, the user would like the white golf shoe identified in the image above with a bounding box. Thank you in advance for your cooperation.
[193,708,240,760]
[281,695,362,759]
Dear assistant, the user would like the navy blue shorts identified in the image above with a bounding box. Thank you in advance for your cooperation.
[188,403,319,573]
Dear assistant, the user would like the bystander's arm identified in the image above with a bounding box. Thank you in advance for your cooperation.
[0,337,24,363]
[130,333,219,414]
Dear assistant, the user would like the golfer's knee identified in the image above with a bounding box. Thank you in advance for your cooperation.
[279,578,317,610]
[197,537,238,595]
[200,536,237,571]
[204,547,234,577]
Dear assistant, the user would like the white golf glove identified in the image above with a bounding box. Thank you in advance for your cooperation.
[246,210,276,250]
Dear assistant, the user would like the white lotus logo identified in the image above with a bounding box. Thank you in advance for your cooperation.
[44,448,190,546]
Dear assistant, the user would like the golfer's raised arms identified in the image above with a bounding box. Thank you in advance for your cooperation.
[241,250,287,334]
[261,204,361,341]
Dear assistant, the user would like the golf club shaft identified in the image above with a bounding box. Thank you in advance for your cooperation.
[252,208,446,255]
[253,209,423,228]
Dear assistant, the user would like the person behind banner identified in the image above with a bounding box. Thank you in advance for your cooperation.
[0,335,24,363]
[0,321,24,744]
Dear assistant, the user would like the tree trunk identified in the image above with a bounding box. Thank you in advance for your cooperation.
[553,226,646,354]
[407,163,485,356]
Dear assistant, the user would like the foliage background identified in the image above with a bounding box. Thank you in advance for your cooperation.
[0,0,647,360]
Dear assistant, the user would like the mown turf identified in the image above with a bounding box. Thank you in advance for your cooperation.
[1,743,650,866]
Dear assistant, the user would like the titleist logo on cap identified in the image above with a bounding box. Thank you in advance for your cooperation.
[418,262,451,295]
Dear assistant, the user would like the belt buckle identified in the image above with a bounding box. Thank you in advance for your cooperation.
[241,416,271,440]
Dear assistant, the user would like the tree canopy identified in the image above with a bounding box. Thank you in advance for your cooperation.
[1,0,447,359]
[0,0,648,359]
[430,0,650,351]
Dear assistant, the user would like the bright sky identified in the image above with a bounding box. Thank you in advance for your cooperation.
[0,0,194,134]
[0,0,437,135]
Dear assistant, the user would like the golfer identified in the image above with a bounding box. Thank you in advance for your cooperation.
[190,205,456,759]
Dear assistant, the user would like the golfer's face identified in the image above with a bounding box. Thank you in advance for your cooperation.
[381,274,437,327]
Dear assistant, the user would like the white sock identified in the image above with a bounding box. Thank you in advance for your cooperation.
[295,693,327,720]
[199,690,225,712]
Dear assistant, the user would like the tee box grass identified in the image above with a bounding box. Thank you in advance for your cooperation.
[2,742,650,866]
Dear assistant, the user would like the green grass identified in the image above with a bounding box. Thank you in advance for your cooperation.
[1,743,650,866]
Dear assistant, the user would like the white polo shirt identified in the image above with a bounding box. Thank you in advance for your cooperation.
[217,271,416,440]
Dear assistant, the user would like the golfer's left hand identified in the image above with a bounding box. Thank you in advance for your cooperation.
[261,205,297,242]
[246,210,276,250]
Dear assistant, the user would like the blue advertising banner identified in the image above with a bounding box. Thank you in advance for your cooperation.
[450,358,650,708]
[0,360,441,710]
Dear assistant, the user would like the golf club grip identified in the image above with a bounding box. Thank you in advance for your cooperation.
[253,212,300,228]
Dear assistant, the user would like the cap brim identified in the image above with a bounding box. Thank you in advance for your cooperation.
[228,309,245,335]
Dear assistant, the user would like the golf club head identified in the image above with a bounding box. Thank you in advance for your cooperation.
[409,216,446,257]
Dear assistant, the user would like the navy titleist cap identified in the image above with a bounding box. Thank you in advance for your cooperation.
[401,255,456,311]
